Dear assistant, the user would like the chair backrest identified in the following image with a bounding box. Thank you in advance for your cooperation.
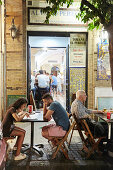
[51,120,76,159]
[67,120,76,137]
[57,120,76,141]
[30,91,36,111]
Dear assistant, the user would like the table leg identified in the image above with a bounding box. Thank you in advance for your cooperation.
[31,122,34,147]
[30,122,44,156]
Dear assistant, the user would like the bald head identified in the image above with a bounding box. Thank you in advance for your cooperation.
[76,90,87,102]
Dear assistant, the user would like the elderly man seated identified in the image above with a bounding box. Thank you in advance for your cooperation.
[41,93,70,145]
[71,90,108,139]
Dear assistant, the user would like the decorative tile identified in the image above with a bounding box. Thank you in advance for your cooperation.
[70,68,86,102]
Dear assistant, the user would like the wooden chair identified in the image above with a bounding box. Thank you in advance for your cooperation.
[49,120,76,159]
[79,118,106,158]
[72,114,89,154]
[30,91,36,110]
[67,113,77,146]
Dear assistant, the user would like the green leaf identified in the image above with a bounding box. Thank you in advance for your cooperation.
[42,0,113,29]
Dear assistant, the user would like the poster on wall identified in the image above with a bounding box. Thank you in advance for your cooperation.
[69,34,86,67]
[97,42,111,80]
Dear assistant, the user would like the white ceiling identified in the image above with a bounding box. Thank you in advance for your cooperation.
[30,36,68,72]
[29,36,70,48]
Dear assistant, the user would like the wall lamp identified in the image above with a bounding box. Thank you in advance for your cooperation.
[9,18,18,40]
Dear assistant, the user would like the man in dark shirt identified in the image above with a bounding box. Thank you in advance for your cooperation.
[41,93,70,141]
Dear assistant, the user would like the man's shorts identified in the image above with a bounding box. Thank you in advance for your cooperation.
[46,124,66,137]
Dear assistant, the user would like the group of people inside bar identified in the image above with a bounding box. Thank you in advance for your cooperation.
[31,70,63,104]
[2,89,108,160]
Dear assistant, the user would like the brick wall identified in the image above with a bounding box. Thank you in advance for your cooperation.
[0,5,2,118]
[5,0,26,108]
[88,29,111,109]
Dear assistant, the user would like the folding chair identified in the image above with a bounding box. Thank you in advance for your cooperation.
[80,118,106,158]
[30,91,36,111]
[73,114,88,146]
[68,119,77,146]
[50,121,76,159]
[66,113,76,146]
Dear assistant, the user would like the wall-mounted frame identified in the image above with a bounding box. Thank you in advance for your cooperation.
[97,42,111,80]
[69,34,86,67]
[97,97,113,110]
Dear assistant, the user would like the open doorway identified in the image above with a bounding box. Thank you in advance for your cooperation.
[30,47,66,108]
[27,34,70,110]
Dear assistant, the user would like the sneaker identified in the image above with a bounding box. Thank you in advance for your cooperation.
[14,153,26,161]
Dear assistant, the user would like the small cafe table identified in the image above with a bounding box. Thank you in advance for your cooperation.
[22,110,47,156]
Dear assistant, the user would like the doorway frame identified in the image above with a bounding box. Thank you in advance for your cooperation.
[27,31,88,111]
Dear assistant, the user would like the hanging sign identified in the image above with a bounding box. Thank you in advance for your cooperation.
[28,7,87,26]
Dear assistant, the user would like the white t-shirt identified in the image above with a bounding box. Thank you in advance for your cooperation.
[37,74,47,88]
[45,75,50,87]
[31,75,35,89]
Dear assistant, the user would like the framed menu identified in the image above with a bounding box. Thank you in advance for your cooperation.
[69,34,86,67]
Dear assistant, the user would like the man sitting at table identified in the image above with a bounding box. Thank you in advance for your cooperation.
[41,93,70,144]
[71,90,108,139]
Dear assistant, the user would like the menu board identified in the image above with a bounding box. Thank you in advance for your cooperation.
[69,34,86,67]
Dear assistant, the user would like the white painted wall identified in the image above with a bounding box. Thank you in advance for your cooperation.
[95,87,113,108]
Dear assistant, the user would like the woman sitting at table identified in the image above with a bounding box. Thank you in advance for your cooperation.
[2,98,29,161]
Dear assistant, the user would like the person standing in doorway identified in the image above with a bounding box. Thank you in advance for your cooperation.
[57,72,62,95]
[51,74,57,97]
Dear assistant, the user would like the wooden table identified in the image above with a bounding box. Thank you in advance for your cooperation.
[22,110,47,156]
